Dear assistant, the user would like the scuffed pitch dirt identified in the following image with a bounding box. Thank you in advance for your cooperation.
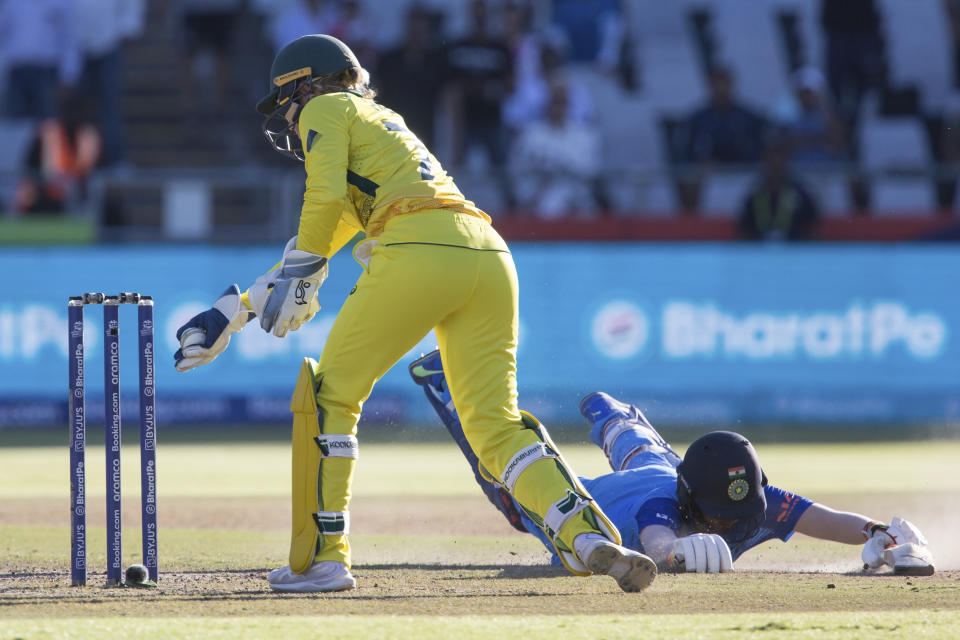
[2,492,958,619]
[4,490,958,571]
[2,564,957,619]
[0,495,529,535]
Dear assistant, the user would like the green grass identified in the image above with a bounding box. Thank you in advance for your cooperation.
[2,611,958,639]
[0,524,288,571]
[2,440,958,637]
[0,523,553,571]
[0,217,96,245]
[3,440,959,500]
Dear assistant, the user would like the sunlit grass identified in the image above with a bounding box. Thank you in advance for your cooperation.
[2,611,958,640]
[3,441,959,500]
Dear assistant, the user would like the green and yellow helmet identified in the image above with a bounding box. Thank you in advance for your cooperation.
[257,34,360,115]
[258,34,361,160]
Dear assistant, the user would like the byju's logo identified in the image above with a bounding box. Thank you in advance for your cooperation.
[592,301,649,359]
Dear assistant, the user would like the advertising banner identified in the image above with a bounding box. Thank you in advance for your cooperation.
[0,244,956,427]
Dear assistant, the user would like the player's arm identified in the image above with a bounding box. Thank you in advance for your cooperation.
[247,234,329,338]
[792,503,872,544]
[174,232,332,371]
[250,217,363,337]
[239,217,359,314]
[174,237,303,371]
[252,96,361,337]
[296,94,356,257]
[638,524,678,568]
[794,503,934,575]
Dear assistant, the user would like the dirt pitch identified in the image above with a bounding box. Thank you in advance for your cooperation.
[1,494,957,620]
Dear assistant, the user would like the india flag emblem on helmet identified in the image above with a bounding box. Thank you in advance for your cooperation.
[728,479,749,501]
[727,466,747,479]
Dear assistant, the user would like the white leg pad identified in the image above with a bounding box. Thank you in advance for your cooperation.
[601,420,646,455]
[544,490,592,541]
[315,434,359,458]
[545,490,593,574]
[602,420,676,470]
[494,411,625,577]
[500,442,557,493]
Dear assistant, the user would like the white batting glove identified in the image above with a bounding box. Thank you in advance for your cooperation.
[174,284,254,372]
[862,517,935,575]
[255,237,327,338]
[668,533,734,573]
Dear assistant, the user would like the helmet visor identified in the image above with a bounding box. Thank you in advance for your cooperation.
[260,78,311,161]
[262,110,303,161]
[688,501,764,545]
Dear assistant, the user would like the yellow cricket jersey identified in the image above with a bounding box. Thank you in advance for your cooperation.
[295,90,495,257]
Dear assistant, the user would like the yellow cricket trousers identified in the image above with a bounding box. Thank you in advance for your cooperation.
[293,211,611,569]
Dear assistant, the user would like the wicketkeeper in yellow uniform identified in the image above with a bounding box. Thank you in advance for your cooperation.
[173,34,656,593]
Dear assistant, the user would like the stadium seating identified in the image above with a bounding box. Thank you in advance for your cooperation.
[797,171,851,216]
[96,0,956,229]
[860,116,931,171]
[870,178,936,215]
[628,0,706,112]
[710,2,792,111]
[0,119,34,213]
[699,171,756,218]
[878,0,953,111]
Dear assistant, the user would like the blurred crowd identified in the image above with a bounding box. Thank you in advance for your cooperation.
[2,0,960,241]
[0,0,144,214]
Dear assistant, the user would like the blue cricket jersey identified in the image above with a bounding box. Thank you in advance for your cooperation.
[413,361,814,567]
[522,449,812,564]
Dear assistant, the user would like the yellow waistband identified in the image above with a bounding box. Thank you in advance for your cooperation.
[377,210,509,252]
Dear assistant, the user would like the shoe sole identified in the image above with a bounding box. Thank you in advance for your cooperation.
[269,577,357,593]
[588,546,657,593]
[893,564,935,577]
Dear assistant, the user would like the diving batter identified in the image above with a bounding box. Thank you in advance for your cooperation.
[410,350,936,577]
[172,35,655,593]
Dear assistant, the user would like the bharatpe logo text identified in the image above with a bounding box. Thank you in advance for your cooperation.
[143,459,157,515]
[662,302,946,360]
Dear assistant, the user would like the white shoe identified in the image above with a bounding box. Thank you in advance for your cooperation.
[583,539,657,593]
[268,561,357,593]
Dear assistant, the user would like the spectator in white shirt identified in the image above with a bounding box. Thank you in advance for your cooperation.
[75,0,145,167]
[0,1,81,120]
[773,67,846,166]
[269,0,341,53]
[502,28,594,133]
[510,78,602,219]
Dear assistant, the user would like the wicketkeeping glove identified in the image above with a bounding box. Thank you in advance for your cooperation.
[862,517,935,575]
[668,533,734,573]
[174,284,254,372]
[258,246,328,338]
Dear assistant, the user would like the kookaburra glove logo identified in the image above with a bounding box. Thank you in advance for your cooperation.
[295,280,311,305]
